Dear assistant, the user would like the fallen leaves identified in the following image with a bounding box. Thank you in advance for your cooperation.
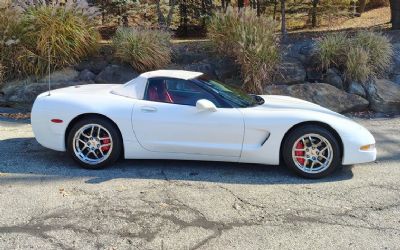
[0,112,31,120]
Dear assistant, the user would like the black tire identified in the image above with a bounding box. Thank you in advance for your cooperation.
[282,125,341,179]
[67,116,122,169]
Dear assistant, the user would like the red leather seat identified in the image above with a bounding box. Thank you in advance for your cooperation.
[147,81,173,103]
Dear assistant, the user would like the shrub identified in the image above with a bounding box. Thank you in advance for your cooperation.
[17,5,100,77]
[207,7,240,55]
[0,1,99,79]
[316,31,393,83]
[112,28,171,72]
[316,32,348,70]
[208,7,280,94]
[352,31,393,77]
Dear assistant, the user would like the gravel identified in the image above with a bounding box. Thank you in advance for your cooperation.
[0,117,399,249]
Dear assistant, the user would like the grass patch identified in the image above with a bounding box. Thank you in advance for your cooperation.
[0,2,99,79]
[112,28,171,72]
[316,30,393,83]
[208,7,280,94]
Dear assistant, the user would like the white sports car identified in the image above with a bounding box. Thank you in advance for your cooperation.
[31,70,376,178]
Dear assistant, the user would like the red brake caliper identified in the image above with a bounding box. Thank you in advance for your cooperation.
[295,141,305,165]
[102,138,110,153]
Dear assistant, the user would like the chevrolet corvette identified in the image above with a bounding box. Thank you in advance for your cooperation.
[31,70,376,178]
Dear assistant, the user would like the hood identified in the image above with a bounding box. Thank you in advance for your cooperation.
[256,95,343,117]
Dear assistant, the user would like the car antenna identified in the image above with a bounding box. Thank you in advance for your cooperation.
[47,41,51,96]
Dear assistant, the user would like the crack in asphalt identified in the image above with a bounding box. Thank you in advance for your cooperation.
[0,180,399,249]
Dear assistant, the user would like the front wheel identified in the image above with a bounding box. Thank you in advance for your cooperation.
[282,125,341,178]
[67,117,122,169]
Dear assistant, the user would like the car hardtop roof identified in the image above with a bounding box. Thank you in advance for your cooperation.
[139,70,203,80]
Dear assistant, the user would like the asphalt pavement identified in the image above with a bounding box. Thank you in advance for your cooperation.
[0,116,399,249]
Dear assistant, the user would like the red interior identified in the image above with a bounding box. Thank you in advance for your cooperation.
[147,81,173,103]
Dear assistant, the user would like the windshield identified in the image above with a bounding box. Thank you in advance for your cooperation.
[192,77,264,108]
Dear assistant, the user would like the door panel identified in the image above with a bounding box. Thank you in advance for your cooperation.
[132,100,244,157]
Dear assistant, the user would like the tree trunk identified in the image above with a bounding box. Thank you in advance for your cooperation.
[238,0,244,8]
[311,0,319,28]
[256,0,261,16]
[281,0,287,38]
[273,0,278,20]
[390,0,400,29]
[356,0,367,16]
[166,0,177,28]
[156,0,166,27]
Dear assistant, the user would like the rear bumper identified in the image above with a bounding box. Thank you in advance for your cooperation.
[31,97,67,151]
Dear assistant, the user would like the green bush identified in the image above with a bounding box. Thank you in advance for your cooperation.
[0,2,99,79]
[208,7,280,94]
[112,28,171,72]
[316,31,393,83]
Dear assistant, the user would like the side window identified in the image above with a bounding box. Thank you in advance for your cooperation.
[145,78,222,107]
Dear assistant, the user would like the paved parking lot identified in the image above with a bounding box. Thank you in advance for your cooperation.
[0,117,399,249]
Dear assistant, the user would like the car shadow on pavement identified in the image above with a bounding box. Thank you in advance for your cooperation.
[0,137,354,185]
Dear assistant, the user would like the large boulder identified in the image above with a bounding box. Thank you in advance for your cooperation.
[365,79,400,113]
[347,81,366,98]
[264,82,369,113]
[77,69,96,81]
[324,68,344,89]
[95,64,138,84]
[392,74,400,85]
[40,67,79,83]
[273,57,306,85]
[75,59,109,74]
[0,68,87,104]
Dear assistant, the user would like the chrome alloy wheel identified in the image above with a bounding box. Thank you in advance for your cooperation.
[292,133,333,174]
[72,124,113,165]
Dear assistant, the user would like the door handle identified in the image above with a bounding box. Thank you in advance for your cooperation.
[141,106,157,113]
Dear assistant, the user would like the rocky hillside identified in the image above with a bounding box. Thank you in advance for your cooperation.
[1,36,399,114]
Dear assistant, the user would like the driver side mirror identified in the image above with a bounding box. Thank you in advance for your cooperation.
[196,99,217,112]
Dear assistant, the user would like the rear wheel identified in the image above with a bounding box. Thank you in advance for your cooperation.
[282,125,341,178]
[67,117,122,169]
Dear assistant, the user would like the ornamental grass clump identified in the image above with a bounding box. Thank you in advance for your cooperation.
[345,47,371,83]
[316,30,393,83]
[207,7,241,55]
[112,28,171,72]
[0,0,99,79]
[316,32,348,70]
[208,7,280,94]
[352,31,393,78]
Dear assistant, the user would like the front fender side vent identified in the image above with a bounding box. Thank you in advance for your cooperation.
[261,132,271,146]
